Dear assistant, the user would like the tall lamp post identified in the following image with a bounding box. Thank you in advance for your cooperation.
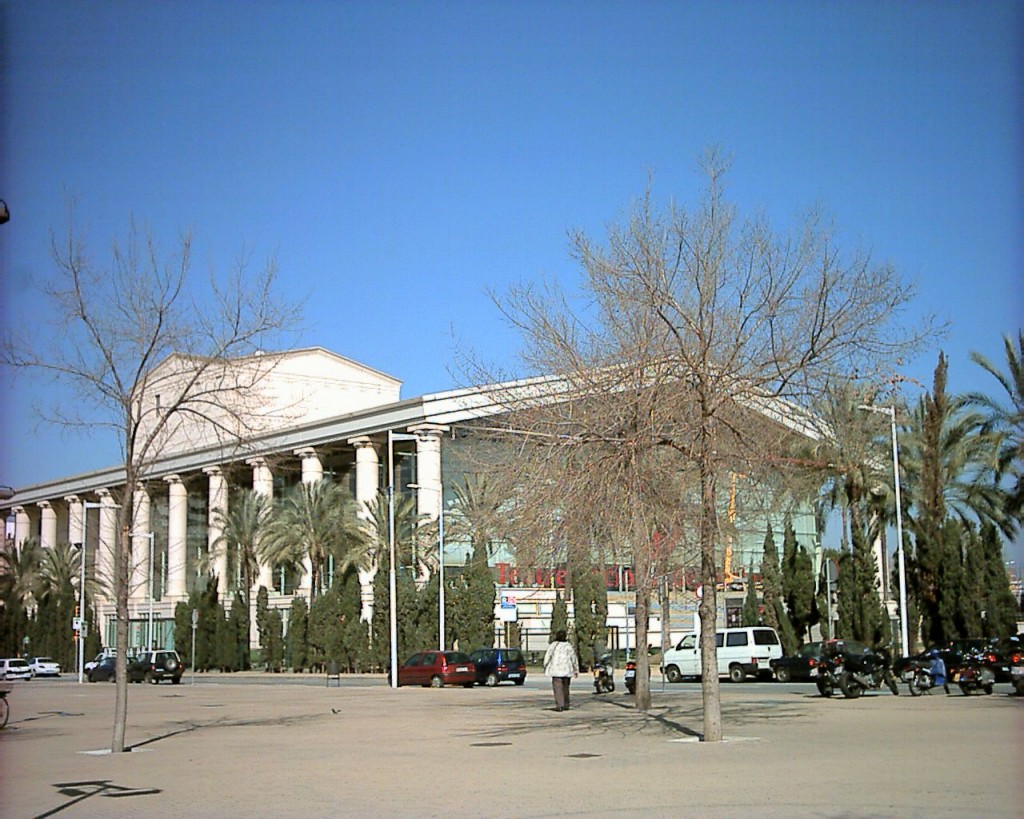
[859,404,909,657]
[78,500,105,684]
[409,481,447,652]
[387,430,398,688]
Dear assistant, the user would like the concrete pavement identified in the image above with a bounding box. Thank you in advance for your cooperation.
[1,678,1020,817]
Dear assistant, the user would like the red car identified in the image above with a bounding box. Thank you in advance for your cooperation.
[397,651,476,688]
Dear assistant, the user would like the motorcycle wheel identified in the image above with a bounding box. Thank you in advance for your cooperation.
[886,673,899,696]
[959,681,970,696]
[816,678,834,698]
[839,673,862,699]
[983,684,993,695]
[908,675,923,696]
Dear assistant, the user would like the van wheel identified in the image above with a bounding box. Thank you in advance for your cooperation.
[665,666,682,684]
[728,664,745,683]
[485,673,498,687]
[775,667,791,683]
[513,678,525,686]
[146,671,157,684]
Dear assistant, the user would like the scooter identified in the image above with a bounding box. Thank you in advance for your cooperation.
[952,648,996,696]
[900,658,940,696]
[593,653,615,694]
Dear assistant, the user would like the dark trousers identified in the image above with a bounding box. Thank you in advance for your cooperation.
[551,677,571,710]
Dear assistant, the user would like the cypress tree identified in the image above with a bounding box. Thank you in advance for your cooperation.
[571,568,607,669]
[287,597,308,671]
[550,591,568,640]
[781,516,816,643]
[741,571,760,627]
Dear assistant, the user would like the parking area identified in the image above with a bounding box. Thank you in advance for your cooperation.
[1,679,1020,817]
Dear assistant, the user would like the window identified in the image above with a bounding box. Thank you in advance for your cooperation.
[726,632,749,647]
[754,629,780,646]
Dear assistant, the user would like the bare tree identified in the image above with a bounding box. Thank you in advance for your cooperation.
[479,151,932,741]
[2,216,300,752]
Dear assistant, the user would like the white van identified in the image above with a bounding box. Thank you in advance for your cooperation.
[661,627,782,682]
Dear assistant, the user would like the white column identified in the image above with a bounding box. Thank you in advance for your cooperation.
[249,458,275,591]
[66,496,84,547]
[13,506,30,547]
[205,467,228,595]
[411,425,447,584]
[296,447,324,484]
[38,501,58,550]
[295,447,321,595]
[131,489,151,602]
[165,476,188,600]
[97,490,117,595]
[350,436,380,622]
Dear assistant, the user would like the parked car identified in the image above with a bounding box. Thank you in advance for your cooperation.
[28,657,61,677]
[128,650,183,684]
[469,648,527,686]
[88,656,117,683]
[662,627,783,682]
[771,640,870,682]
[85,649,117,673]
[397,651,476,688]
[0,658,32,681]
[770,642,824,682]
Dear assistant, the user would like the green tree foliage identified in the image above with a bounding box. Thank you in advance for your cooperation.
[967,331,1024,522]
[0,539,40,657]
[848,521,890,647]
[255,585,269,665]
[741,572,761,627]
[224,592,249,671]
[759,527,798,654]
[263,608,284,672]
[781,517,817,643]
[570,568,607,669]
[260,480,366,601]
[287,597,308,671]
[447,543,495,652]
[550,591,568,639]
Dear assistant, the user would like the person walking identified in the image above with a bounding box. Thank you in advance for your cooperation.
[543,630,579,711]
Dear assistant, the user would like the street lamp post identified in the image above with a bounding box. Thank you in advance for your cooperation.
[859,404,909,657]
[387,430,398,688]
[78,500,105,684]
[141,532,156,649]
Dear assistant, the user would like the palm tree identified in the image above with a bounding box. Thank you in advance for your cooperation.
[208,489,271,652]
[361,490,429,575]
[966,331,1023,523]
[260,480,366,601]
[0,538,41,656]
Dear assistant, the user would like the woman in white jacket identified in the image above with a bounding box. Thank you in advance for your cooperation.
[543,630,579,711]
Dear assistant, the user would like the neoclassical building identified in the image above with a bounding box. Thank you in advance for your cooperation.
[2,347,820,654]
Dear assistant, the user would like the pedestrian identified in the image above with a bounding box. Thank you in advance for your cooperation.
[543,630,578,711]
[927,650,950,695]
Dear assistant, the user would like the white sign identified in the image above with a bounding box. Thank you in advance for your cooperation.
[72,616,84,632]
[498,593,518,622]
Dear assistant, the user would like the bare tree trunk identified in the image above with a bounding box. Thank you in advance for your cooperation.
[698,421,723,742]
[112,516,131,753]
[633,546,652,711]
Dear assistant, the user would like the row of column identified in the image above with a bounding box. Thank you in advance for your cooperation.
[11,425,449,611]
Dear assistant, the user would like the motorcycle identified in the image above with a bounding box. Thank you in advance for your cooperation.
[899,658,940,696]
[624,659,636,695]
[593,653,615,694]
[952,648,996,696]
[1010,648,1024,696]
[818,647,898,699]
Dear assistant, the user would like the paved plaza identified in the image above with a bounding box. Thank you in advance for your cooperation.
[1,677,1020,818]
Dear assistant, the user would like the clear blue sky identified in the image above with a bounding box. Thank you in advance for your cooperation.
[1,2,1021,556]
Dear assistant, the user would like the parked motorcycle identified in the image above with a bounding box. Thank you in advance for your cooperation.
[1010,648,1024,696]
[593,653,615,694]
[952,648,996,696]
[818,645,898,699]
[900,658,939,696]
[624,659,637,695]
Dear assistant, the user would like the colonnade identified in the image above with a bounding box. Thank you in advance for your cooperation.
[8,425,449,626]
